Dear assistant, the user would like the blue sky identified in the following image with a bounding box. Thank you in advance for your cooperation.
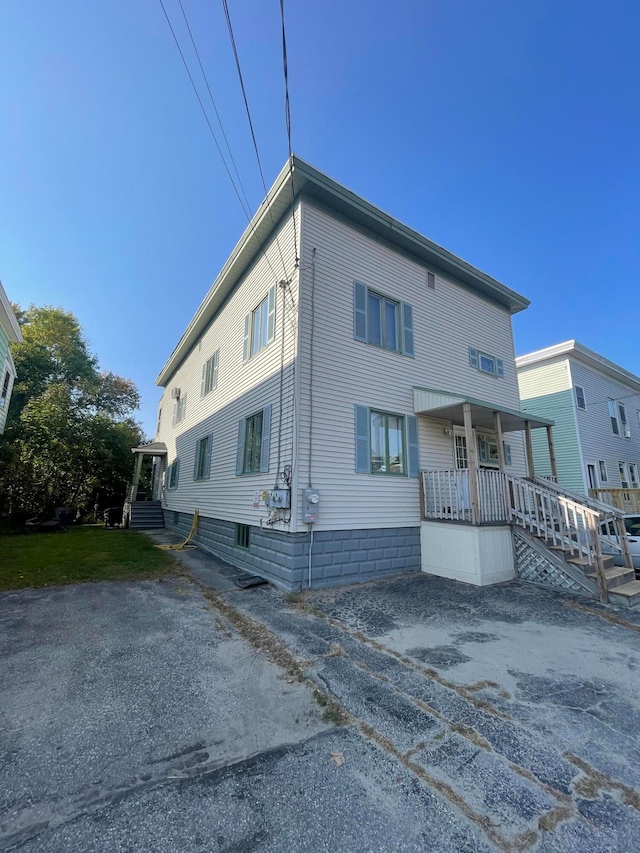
[2,0,638,435]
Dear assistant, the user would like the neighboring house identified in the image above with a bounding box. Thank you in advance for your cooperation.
[0,281,22,435]
[517,341,640,508]
[138,157,636,604]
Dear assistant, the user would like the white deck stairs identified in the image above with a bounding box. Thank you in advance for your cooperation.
[509,476,640,607]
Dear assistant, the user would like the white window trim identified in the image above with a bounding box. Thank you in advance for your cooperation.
[574,385,586,410]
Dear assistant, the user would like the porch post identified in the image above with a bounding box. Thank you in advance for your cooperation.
[524,420,535,479]
[132,452,144,496]
[463,402,480,524]
[546,425,558,481]
[493,411,506,470]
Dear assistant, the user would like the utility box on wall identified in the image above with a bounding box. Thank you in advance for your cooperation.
[268,489,291,509]
[303,488,320,523]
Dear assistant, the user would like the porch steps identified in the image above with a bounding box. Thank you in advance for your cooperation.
[586,567,637,591]
[129,501,164,530]
[608,580,640,607]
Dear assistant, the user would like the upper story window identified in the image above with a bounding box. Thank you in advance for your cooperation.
[574,385,586,410]
[0,370,10,407]
[243,287,276,362]
[156,407,162,435]
[353,282,414,357]
[608,400,630,438]
[173,394,187,426]
[201,350,219,397]
[469,347,504,378]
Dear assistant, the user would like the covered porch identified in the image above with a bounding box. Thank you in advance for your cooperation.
[123,441,167,529]
[413,387,556,525]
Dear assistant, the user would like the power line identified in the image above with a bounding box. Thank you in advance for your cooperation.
[278,0,298,267]
[157,0,283,284]
[220,0,289,280]
[176,0,252,215]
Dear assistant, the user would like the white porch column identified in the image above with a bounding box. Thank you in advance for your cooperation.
[524,420,535,479]
[493,411,506,471]
[132,452,144,495]
[463,402,480,525]
[546,425,558,481]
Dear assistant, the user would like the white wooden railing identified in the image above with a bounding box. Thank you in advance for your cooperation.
[590,488,640,514]
[421,469,634,603]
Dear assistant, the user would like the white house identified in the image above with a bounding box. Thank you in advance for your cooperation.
[0,281,22,435]
[517,341,640,510]
[138,158,637,604]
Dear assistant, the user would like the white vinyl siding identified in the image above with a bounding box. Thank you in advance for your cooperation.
[295,202,526,530]
[155,208,299,527]
[568,359,640,492]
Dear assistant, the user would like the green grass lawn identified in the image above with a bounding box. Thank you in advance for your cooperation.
[0,526,175,590]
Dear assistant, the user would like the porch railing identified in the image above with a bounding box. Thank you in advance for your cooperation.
[421,468,508,524]
[589,487,640,514]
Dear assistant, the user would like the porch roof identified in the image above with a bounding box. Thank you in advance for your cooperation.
[131,441,167,457]
[413,387,554,431]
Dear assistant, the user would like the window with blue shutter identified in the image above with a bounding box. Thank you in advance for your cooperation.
[469,347,505,378]
[201,350,219,397]
[353,281,413,356]
[194,434,212,480]
[167,458,180,489]
[235,405,271,475]
[354,405,370,473]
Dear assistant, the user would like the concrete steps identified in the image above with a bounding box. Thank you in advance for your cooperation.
[130,501,164,530]
[609,580,640,607]
[586,566,636,591]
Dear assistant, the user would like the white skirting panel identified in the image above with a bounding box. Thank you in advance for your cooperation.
[420,521,515,586]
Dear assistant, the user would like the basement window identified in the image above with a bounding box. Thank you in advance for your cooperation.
[235,523,250,550]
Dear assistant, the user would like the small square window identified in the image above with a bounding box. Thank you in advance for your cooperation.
[235,523,250,549]
[479,354,497,375]
[575,386,586,410]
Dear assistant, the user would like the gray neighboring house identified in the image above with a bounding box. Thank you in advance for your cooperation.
[133,158,636,604]
[517,341,640,511]
[0,280,22,435]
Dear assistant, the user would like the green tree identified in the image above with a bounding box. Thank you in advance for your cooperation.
[0,305,144,520]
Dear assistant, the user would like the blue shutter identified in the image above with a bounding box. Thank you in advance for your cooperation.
[260,404,272,473]
[407,415,419,478]
[354,405,370,473]
[353,281,367,342]
[469,347,479,369]
[200,363,207,397]
[267,286,276,343]
[504,443,512,466]
[401,302,415,358]
[204,435,212,479]
[496,358,504,378]
[243,315,251,362]
[235,418,246,475]
[212,350,219,389]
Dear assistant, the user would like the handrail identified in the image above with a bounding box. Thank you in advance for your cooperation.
[532,476,624,518]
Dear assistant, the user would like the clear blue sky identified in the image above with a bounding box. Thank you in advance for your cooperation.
[2,1,638,436]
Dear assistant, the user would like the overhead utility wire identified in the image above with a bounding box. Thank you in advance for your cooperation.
[176,0,252,215]
[220,0,289,280]
[157,0,283,284]
[278,0,298,267]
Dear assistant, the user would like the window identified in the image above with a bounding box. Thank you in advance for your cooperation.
[575,386,586,410]
[194,435,212,480]
[630,463,639,488]
[619,461,629,489]
[370,410,405,474]
[353,282,414,357]
[236,523,250,549]
[173,394,187,426]
[477,435,512,467]
[598,460,608,483]
[236,405,271,475]
[243,287,275,361]
[618,403,630,438]
[609,400,630,437]
[468,347,504,378]
[201,350,219,397]
[0,370,9,405]
[167,459,180,489]
[156,407,162,435]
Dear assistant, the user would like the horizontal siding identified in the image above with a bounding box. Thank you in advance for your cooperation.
[296,202,527,530]
[569,359,640,489]
[517,359,584,491]
[156,209,300,530]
